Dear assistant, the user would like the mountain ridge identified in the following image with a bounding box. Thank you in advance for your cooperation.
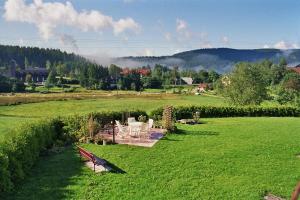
[112,48,300,73]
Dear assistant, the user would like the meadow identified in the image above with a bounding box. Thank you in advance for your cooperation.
[0,94,225,139]
[5,117,300,200]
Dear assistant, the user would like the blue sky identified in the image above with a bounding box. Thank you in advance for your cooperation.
[0,0,299,57]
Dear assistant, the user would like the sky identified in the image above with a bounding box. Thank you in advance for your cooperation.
[0,0,300,57]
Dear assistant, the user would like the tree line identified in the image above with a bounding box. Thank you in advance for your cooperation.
[45,63,220,91]
[216,58,300,106]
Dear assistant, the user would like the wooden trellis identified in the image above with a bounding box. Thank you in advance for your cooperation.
[162,105,174,131]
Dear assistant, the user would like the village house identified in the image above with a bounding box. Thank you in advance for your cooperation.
[289,64,300,74]
[181,77,193,85]
[198,83,209,92]
[5,60,48,83]
[121,68,151,77]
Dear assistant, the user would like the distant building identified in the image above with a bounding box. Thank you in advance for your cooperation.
[181,77,193,85]
[121,68,151,77]
[16,67,48,82]
[198,83,209,92]
[3,59,49,83]
[289,64,300,74]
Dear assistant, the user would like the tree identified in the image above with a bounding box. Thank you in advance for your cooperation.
[0,75,12,92]
[276,72,300,106]
[25,73,32,83]
[208,70,220,83]
[46,60,52,71]
[45,69,57,87]
[221,62,268,105]
[142,76,162,89]
[108,64,122,79]
[56,62,67,78]
[198,70,209,83]
[171,66,179,85]
[271,58,287,85]
[24,57,30,69]
[10,78,25,92]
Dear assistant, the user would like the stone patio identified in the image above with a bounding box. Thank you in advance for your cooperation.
[100,128,167,148]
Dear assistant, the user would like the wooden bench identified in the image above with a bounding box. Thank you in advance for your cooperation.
[291,182,300,200]
[77,146,110,172]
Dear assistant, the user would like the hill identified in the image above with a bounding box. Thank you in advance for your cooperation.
[0,44,85,69]
[113,48,300,73]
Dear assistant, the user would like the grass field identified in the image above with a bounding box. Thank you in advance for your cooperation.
[5,117,300,200]
[0,94,225,139]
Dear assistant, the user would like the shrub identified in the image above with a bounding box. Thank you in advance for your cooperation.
[0,149,11,193]
[150,106,300,119]
[0,119,62,192]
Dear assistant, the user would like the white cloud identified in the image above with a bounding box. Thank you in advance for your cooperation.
[263,44,270,48]
[274,40,298,49]
[175,19,192,40]
[3,0,140,40]
[144,48,154,56]
[221,36,229,44]
[164,32,172,41]
[18,38,24,46]
[176,19,187,32]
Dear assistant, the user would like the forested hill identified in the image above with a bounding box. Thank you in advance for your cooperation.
[113,48,300,73]
[2,45,300,73]
[0,44,85,68]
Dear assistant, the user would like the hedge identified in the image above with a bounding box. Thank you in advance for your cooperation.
[150,106,300,120]
[0,119,62,192]
[0,110,147,193]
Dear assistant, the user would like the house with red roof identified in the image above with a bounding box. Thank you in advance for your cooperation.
[289,65,300,74]
[198,83,209,92]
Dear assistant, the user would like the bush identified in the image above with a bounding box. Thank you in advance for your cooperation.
[0,109,147,193]
[0,119,62,192]
[150,106,300,120]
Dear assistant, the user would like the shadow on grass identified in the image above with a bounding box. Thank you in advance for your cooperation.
[4,146,84,200]
[104,159,126,174]
[173,128,219,136]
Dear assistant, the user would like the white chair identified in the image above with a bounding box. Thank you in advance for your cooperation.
[115,120,128,138]
[128,117,136,124]
[148,119,154,129]
[139,123,150,139]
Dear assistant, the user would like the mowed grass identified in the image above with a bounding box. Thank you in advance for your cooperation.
[0,94,224,138]
[0,116,35,141]
[0,95,225,117]
[6,117,300,200]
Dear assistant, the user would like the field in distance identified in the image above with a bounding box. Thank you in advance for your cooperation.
[0,93,224,140]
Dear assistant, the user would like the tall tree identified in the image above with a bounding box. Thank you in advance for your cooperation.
[221,62,268,105]
[24,57,30,69]
[46,60,52,71]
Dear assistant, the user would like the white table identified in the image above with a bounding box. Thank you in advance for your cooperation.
[128,122,143,137]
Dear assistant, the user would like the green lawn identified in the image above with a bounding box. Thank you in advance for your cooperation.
[6,117,300,200]
[0,94,224,139]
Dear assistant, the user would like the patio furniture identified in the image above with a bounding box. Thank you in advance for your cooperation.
[139,123,150,139]
[128,121,143,137]
[115,120,128,138]
[148,119,154,129]
[128,117,136,124]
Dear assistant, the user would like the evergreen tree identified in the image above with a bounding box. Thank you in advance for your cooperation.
[24,57,30,69]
